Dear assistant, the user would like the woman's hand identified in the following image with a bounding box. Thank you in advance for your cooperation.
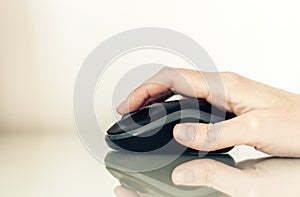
[117,67,300,157]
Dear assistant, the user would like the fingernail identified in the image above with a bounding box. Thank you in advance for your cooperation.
[175,124,196,143]
[172,168,194,185]
[116,100,126,113]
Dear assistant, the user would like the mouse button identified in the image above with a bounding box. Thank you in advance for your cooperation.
[119,107,151,123]
[147,103,168,120]
[129,107,152,124]
[121,110,140,120]
[107,117,148,135]
[160,100,181,114]
[196,99,229,117]
[107,109,151,135]
[175,99,208,112]
[196,100,212,113]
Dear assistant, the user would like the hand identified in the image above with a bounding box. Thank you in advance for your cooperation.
[171,157,300,197]
[117,67,300,157]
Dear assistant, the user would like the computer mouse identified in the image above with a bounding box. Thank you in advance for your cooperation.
[105,99,236,153]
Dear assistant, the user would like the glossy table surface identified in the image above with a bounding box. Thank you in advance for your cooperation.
[1,129,299,197]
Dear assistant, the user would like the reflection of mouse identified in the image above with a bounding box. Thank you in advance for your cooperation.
[105,151,236,197]
[105,99,236,153]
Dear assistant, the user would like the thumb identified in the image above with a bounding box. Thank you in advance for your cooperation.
[173,114,255,151]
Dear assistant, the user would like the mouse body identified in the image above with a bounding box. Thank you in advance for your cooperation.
[105,99,236,153]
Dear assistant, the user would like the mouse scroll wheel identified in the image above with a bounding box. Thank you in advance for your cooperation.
[121,110,140,120]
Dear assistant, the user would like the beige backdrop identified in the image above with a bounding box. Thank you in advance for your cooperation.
[1,0,300,134]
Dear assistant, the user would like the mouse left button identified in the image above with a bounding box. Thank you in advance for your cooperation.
[121,110,140,120]
[107,110,144,136]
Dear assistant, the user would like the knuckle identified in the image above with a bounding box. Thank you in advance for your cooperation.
[194,123,219,151]
[246,113,261,130]
[221,71,243,86]
[243,112,264,146]
[220,72,244,106]
[193,124,207,150]
[202,159,217,187]
[205,124,219,149]
[159,66,174,74]
[222,71,240,80]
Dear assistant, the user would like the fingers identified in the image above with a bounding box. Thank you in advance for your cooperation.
[141,90,174,108]
[117,66,294,116]
[116,72,173,114]
[173,114,257,151]
[172,159,248,196]
[117,67,227,114]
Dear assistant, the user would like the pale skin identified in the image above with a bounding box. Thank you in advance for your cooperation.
[117,67,300,157]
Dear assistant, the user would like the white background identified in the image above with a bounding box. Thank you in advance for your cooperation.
[0,1,299,196]
[1,0,300,132]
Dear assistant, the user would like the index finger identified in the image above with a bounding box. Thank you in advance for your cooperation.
[116,67,213,114]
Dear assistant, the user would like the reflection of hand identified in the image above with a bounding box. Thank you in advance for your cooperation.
[172,157,300,196]
[114,185,142,197]
[117,67,300,157]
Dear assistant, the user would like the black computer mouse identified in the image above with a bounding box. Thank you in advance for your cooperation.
[105,99,236,153]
